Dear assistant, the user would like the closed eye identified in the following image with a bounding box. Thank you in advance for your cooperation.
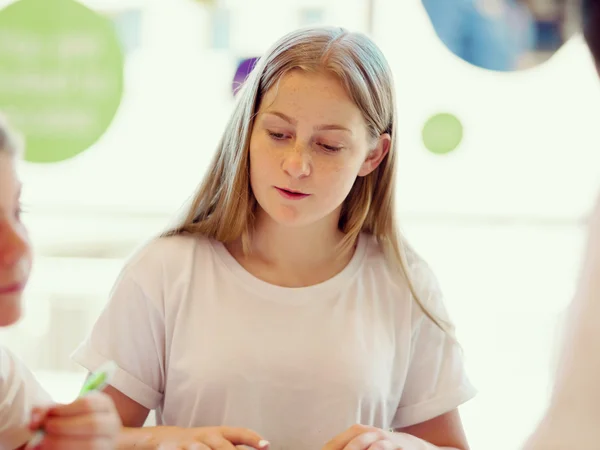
[267,131,288,140]
[267,130,342,152]
[320,143,342,152]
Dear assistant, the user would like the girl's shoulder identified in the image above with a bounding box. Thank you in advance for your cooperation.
[363,234,441,299]
[122,233,213,278]
[362,234,449,326]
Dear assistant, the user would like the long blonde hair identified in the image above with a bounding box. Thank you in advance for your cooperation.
[164,26,452,334]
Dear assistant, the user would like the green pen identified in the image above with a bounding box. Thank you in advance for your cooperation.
[24,361,118,449]
[77,360,117,396]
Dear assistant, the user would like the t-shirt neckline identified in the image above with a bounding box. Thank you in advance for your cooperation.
[210,233,369,302]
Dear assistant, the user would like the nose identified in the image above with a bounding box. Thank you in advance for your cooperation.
[282,143,311,179]
[0,221,29,268]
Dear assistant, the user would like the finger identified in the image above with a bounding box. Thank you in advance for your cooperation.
[29,407,51,430]
[166,443,210,450]
[189,443,211,450]
[157,444,188,450]
[343,431,386,450]
[367,440,397,450]
[39,435,115,450]
[211,438,237,450]
[220,428,270,449]
[47,393,116,417]
[43,413,120,438]
[323,425,375,450]
[156,445,180,450]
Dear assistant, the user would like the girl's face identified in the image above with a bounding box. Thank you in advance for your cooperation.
[0,153,31,326]
[249,69,390,228]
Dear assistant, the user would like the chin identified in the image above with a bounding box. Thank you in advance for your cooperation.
[257,201,309,226]
[270,211,314,227]
[268,205,337,230]
[0,296,23,327]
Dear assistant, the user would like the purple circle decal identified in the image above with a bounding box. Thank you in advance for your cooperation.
[232,57,259,96]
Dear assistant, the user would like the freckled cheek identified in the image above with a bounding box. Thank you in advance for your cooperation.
[250,141,280,176]
[249,141,282,196]
[313,153,361,177]
[312,158,361,199]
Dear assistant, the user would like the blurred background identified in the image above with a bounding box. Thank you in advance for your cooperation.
[0,0,599,449]
[422,0,586,72]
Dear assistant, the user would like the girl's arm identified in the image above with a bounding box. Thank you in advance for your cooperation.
[395,409,469,450]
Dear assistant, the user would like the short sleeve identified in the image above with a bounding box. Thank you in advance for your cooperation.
[71,251,166,411]
[0,347,54,449]
[391,257,476,429]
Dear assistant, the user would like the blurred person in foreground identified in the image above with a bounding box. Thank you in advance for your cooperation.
[0,117,121,449]
[523,1,600,448]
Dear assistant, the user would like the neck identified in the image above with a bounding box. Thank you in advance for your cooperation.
[249,207,346,269]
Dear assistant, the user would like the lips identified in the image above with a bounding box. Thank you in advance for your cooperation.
[278,187,306,195]
[0,282,25,295]
[275,187,310,200]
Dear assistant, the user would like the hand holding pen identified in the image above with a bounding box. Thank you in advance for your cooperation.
[24,361,121,450]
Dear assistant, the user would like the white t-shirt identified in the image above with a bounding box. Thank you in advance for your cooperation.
[72,233,476,449]
[0,346,53,450]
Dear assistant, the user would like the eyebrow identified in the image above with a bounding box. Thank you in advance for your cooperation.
[264,111,352,134]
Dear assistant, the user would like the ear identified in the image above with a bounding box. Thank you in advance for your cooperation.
[358,133,391,177]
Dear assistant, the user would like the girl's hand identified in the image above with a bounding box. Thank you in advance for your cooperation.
[322,424,423,450]
[28,391,121,450]
[145,426,270,450]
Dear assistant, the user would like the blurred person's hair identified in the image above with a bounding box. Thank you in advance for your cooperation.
[163,26,452,335]
[0,115,23,157]
[584,0,600,64]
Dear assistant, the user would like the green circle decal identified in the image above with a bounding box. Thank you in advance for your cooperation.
[0,0,125,163]
[422,113,464,155]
